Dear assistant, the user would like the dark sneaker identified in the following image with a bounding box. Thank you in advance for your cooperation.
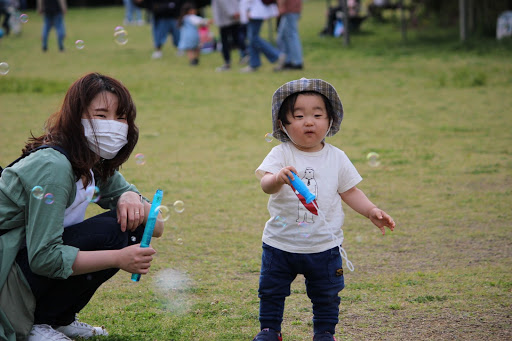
[253,328,283,341]
[313,331,336,341]
[284,63,304,70]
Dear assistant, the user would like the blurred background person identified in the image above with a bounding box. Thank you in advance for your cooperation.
[274,0,303,71]
[37,0,67,52]
[211,0,248,72]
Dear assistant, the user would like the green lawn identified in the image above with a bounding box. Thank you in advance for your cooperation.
[1,2,511,340]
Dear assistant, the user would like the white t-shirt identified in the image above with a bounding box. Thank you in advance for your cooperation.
[63,171,95,228]
[255,142,362,254]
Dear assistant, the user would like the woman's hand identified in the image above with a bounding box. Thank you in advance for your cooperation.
[117,244,156,274]
[117,191,145,232]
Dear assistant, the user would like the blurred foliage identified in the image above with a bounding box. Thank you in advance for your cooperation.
[416,0,512,36]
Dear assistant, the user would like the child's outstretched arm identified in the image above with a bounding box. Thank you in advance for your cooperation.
[260,166,298,194]
[340,186,395,235]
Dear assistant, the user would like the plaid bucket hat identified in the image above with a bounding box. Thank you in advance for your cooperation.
[271,78,344,142]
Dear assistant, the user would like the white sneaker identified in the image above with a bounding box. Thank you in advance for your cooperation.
[239,55,249,65]
[275,53,287,68]
[55,318,108,339]
[151,50,163,59]
[215,64,231,72]
[27,324,71,341]
[240,65,257,73]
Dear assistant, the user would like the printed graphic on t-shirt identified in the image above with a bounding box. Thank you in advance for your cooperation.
[290,167,319,223]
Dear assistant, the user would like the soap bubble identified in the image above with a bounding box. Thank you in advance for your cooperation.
[154,268,193,314]
[44,193,54,205]
[274,215,287,228]
[134,153,145,165]
[0,62,9,75]
[85,186,101,203]
[264,133,273,142]
[131,236,137,242]
[156,205,170,222]
[114,26,124,32]
[31,186,44,200]
[173,200,185,213]
[176,238,183,245]
[366,152,381,167]
[75,40,85,50]
[298,221,311,238]
[19,14,28,23]
[114,29,128,45]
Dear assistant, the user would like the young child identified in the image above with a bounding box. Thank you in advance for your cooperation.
[254,78,395,341]
[177,2,212,66]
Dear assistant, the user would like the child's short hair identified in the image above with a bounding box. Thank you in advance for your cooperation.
[271,78,343,142]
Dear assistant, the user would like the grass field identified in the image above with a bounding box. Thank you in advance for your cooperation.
[1,2,511,340]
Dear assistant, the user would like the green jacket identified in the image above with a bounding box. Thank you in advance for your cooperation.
[0,148,139,340]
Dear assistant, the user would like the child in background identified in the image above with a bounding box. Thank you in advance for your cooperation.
[254,78,395,341]
[37,0,67,52]
[177,2,212,66]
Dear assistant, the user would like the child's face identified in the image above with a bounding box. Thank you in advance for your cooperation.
[282,94,330,152]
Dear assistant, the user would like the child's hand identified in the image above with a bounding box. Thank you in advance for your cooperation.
[275,166,298,187]
[368,207,395,235]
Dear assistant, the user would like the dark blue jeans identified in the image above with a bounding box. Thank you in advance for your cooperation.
[219,23,247,64]
[258,243,345,335]
[16,210,144,326]
[42,14,66,51]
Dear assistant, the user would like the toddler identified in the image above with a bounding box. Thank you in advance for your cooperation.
[253,78,395,341]
[177,2,212,65]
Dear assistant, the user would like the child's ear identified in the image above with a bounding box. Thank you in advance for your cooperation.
[278,120,284,131]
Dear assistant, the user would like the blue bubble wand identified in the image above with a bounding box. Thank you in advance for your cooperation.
[131,189,163,282]
[287,171,316,204]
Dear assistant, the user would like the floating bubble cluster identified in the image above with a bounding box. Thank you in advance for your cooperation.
[274,215,287,227]
[114,26,128,45]
[19,14,28,23]
[75,40,85,50]
[31,186,44,200]
[134,153,145,165]
[297,221,311,238]
[85,185,101,203]
[0,62,9,75]
[43,193,54,205]
[173,200,185,213]
[366,152,381,167]
[153,268,193,314]
[156,205,170,222]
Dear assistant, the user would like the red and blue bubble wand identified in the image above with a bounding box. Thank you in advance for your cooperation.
[288,171,316,204]
[131,189,163,282]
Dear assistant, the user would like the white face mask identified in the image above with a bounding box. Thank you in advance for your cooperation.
[81,119,129,159]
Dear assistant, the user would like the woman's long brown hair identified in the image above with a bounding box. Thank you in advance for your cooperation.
[23,72,139,186]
